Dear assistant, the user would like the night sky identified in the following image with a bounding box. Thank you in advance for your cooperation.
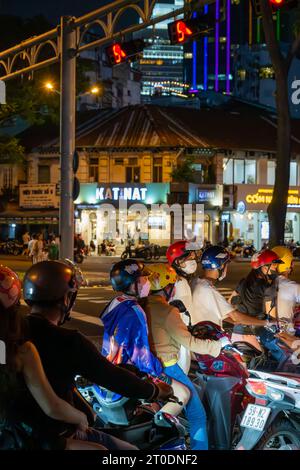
[0,0,113,23]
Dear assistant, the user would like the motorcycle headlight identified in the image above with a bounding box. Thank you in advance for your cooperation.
[267,387,284,402]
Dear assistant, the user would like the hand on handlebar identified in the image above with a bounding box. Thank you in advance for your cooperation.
[155,381,175,402]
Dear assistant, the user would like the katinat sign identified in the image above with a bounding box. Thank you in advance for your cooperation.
[236,184,300,211]
[19,184,59,208]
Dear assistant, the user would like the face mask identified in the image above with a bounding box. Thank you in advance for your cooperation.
[138,279,151,298]
[268,270,278,280]
[181,260,197,275]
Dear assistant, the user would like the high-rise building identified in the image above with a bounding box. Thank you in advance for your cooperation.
[134,0,186,100]
[183,0,298,109]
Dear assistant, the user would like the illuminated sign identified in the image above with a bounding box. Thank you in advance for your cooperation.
[96,186,147,201]
[245,188,300,208]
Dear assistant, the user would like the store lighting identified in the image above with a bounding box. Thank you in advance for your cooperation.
[90,86,100,95]
[45,82,54,91]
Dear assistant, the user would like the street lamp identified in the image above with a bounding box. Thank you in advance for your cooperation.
[44,81,102,97]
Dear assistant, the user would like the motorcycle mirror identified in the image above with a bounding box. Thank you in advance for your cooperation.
[169,299,186,313]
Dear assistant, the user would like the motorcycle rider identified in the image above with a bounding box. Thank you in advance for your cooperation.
[192,246,271,330]
[100,259,165,377]
[23,260,173,450]
[229,249,284,357]
[145,263,226,451]
[271,246,300,327]
[166,240,200,373]
[0,265,106,450]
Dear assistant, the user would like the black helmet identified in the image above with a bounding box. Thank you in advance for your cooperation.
[23,260,83,323]
[110,259,151,292]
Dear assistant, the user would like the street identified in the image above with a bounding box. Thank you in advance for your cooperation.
[5,254,299,342]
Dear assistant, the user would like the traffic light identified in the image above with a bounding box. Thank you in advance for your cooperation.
[167,14,215,45]
[251,0,298,15]
[105,39,145,66]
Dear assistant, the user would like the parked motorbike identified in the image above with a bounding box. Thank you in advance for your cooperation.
[121,243,160,261]
[243,244,256,258]
[74,248,85,264]
[0,239,23,256]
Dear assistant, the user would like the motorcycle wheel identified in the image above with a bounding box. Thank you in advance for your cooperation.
[143,250,152,260]
[255,418,300,450]
[121,252,128,260]
[75,254,84,264]
[13,249,20,256]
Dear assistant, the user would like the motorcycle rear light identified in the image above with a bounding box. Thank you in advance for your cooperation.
[247,380,267,397]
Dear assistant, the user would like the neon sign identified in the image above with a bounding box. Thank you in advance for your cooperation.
[96,186,148,201]
[245,188,300,207]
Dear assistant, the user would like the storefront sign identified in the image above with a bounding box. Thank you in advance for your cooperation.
[76,183,170,205]
[189,184,223,206]
[19,184,59,209]
[236,185,300,211]
[95,186,147,201]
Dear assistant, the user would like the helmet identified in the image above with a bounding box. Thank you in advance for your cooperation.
[23,260,82,307]
[271,246,294,273]
[166,240,200,266]
[0,265,21,309]
[148,264,177,291]
[110,259,151,292]
[200,246,230,270]
[250,249,283,270]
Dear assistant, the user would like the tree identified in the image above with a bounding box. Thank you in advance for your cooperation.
[171,157,196,182]
[259,1,300,246]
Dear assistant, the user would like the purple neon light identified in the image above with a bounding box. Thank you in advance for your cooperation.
[226,0,231,94]
[203,4,208,90]
[192,12,197,90]
[215,0,220,92]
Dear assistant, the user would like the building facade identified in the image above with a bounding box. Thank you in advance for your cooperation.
[2,103,300,249]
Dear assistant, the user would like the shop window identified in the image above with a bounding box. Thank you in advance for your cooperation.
[223,158,233,184]
[128,158,138,166]
[234,159,245,184]
[290,162,297,186]
[38,165,50,184]
[89,158,99,182]
[245,160,256,184]
[126,166,140,183]
[153,157,163,182]
[267,161,276,185]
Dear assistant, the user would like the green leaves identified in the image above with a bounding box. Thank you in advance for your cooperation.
[0,135,24,164]
[171,157,196,183]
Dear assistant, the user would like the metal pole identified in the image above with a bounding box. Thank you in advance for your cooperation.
[59,16,76,260]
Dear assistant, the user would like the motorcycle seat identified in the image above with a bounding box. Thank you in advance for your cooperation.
[232,341,262,356]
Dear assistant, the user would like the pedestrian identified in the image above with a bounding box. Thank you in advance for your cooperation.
[32,233,45,264]
[22,231,30,256]
[48,235,59,261]
[28,233,37,264]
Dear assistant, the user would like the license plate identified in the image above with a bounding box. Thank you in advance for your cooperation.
[241,404,271,431]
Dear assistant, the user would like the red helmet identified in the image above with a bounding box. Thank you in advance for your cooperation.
[166,240,200,266]
[251,249,283,270]
[0,265,21,309]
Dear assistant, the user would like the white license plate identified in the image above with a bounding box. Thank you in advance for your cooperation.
[241,404,271,431]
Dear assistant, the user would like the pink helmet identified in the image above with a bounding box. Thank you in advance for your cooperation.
[0,265,21,309]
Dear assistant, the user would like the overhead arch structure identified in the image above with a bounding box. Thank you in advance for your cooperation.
[0,0,193,80]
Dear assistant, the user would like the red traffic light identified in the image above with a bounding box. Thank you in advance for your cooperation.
[106,43,126,65]
[269,0,298,9]
[105,39,145,66]
[269,0,284,5]
[168,15,215,45]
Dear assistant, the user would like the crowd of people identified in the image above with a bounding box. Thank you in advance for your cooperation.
[0,240,299,450]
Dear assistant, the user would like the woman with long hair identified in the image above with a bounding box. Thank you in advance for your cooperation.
[0,265,106,450]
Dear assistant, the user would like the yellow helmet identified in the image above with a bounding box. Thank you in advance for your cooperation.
[148,263,177,291]
[271,246,294,273]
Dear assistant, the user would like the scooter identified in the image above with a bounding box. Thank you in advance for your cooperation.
[191,321,300,449]
[74,247,85,264]
[76,375,186,450]
[171,300,300,449]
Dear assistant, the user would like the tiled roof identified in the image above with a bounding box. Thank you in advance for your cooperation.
[19,104,300,154]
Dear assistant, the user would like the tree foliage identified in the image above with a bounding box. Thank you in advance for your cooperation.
[171,157,195,183]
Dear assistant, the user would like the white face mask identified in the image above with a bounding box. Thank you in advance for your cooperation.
[181,260,197,275]
[138,279,151,298]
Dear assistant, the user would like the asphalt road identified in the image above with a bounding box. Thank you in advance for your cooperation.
[6,254,300,343]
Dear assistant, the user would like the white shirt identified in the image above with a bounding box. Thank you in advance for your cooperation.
[191,278,234,327]
[171,277,193,373]
[277,276,300,322]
